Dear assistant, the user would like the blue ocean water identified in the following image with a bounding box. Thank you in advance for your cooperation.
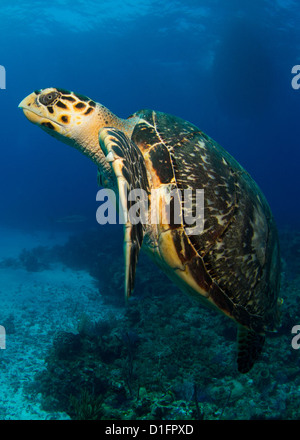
[0,0,300,421]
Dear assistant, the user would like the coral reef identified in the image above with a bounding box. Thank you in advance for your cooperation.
[70,388,104,420]
[17,225,300,419]
[19,246,51,272]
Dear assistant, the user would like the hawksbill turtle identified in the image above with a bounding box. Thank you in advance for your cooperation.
[19,88,281,373]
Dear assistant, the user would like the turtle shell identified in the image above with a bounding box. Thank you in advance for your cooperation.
[131,109,281,333]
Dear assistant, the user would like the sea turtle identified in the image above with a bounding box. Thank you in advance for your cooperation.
[19,88,281,373]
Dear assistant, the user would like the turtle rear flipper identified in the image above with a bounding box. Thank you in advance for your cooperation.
[99,128,150,299]
[237,325,265,373]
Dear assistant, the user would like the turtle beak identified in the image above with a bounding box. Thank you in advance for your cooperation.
[18,92,42,124]
[18,92,36,110]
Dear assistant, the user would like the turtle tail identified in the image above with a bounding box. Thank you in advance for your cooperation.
[237,325,265,373]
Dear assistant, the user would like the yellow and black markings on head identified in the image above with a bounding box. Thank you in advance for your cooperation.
[35,88,97,131]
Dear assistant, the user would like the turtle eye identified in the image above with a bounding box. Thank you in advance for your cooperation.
[39,91,59,106]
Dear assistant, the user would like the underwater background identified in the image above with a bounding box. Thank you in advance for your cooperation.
[0,0,300,420]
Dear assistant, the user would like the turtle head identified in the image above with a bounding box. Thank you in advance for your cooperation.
[18,88,103,157]
[19,87,138,168]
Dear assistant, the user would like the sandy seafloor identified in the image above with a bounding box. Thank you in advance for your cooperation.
[0,226,123,420]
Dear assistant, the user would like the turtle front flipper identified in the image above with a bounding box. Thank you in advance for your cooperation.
[237,325,265,373]
[99,128,150,299]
